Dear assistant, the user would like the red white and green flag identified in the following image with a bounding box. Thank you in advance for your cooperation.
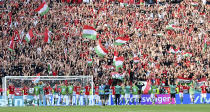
[191,2,198,6]
[197,77,207,86]
[44,28,51,43]
[83,25,97,40]
[114,56,124,70]
[94,40,108,57]
[166,22,176,30]
[87,57,93,66]
[8,36,15,51]
[35,2,49,16]
[111,72,124,80]
[25,29,34,43]
[133,57,140,63]
[114,37,129,45]
[113,51,119,65]
[182,52,193,57]
[168,47,181,54]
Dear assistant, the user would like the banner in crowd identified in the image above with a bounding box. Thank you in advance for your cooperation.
[0,94,210,107]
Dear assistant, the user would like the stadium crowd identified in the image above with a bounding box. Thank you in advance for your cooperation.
[0,0,210,95]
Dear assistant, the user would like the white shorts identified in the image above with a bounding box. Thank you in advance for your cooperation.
[45,94,50,99]
[23,95,28,100]
[76,94,80,99]
[8,94,14,99]
[179,93,183,98]
[133,95,139,99]
[54,94,59,99]
[85,95,90,99]
[34,95,39,100]
[151,94,155,99]
[125,94,130,99]
[201,93,207,98]
[94,95,100,100]
[112,95,115,98]
[61,95,67,99]
[190,94,194,99]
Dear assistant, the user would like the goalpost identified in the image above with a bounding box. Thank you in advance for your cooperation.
[2,76,94,107]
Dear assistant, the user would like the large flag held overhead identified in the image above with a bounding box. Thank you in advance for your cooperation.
[35,2,50,16]
[182,52,193,57]
[8,36,15,51]
[114,56,124,70]
[44,28,51,43]
[25,29,34,43]
[83,25,97,40]
[111,72,124,80]
[94,40,108,57]
[114,37,130,45]
[133,57,140,63]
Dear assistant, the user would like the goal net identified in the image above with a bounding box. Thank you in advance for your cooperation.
[1,76,94,107]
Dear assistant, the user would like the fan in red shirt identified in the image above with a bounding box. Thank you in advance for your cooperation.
[44,84,52,105]
[183,84,190,94]
[111,86,115,103]
[94,84,100,104]
[22,85,29,105]
[201,84,207,103]
[74,83,81,105]
[8,83,15,106]
[177,84,184,104]
[84,84,91,105]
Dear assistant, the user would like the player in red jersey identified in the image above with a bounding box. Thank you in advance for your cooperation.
[94,84,100,105]
[201,83,207,104]
[22,84,29,105]
[177,84,184,104]
[8,83,15,106]
[84,83,91,105]
[44,83,52,105]
[74,83,81,105]
[110,85,115,105]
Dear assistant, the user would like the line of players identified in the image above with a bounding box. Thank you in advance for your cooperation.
[7,81,210,106]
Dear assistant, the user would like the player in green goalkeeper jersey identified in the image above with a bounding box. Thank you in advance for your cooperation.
[53,84,60,105]
[151,83,157,104]
[115,83,122,105]
[169,82,176,104]
[67,82,74,105]
[60,82,67,105]
[121,83,125,104]
[125,82,131,105]
[38,81,45,105]
[34,83,40,105]
[189,84,195,104]
[132,83,139,104]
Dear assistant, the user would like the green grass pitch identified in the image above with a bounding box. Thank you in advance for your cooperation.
[0,104,209,112]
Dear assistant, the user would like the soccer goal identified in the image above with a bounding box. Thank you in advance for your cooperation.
[1,76,94,107]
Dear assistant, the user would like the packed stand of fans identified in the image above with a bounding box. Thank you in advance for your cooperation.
[0,0,209,92]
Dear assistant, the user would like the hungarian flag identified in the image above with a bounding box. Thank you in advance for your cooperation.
[166,22,175,30]
[168,47,181,54]
[133,57,140,63]
[94,39,108,57]
[111,72,124,80]
[177,77,192,84]
[182,52,193,57]
[8,36,15,51]
[82,25,97,40]
[35,2,49,16]
[191,2,198,6]
[114,56,124,70]
[87,57,92,66]
[25,29,34,43]
[141,80,151,94]
[114,37,129,45]
[197,77,207,87]
[44,28,51,43]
